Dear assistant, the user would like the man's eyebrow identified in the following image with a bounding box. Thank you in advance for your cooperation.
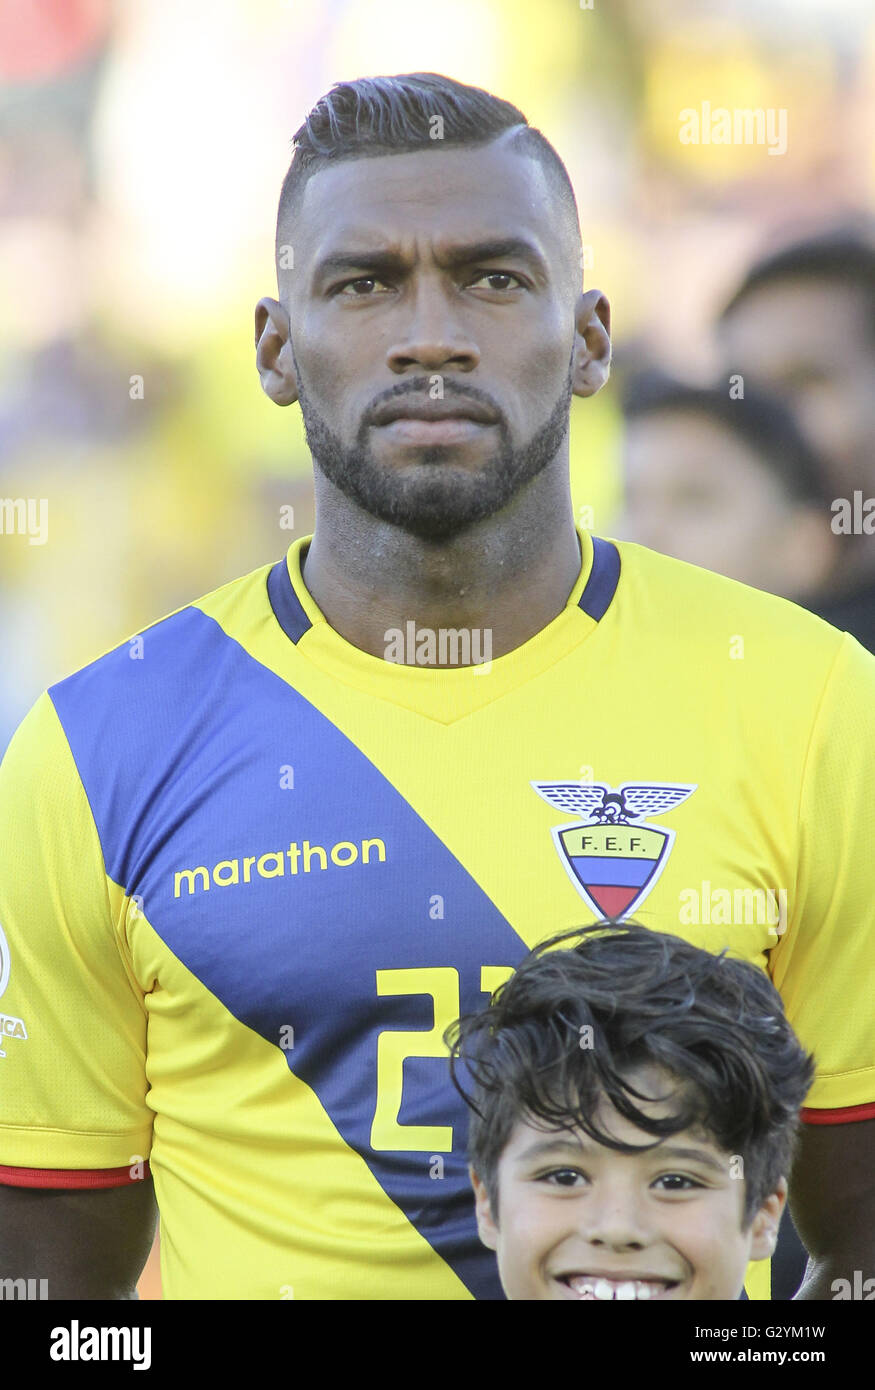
[439,237,548,272]
[313,237,549,284]
[314,249,406,283]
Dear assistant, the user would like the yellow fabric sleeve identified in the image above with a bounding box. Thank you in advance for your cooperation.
[771,634,875,1111]
[0,692,152,1172]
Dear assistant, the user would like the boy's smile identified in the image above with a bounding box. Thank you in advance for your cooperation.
[471,1066,785,1300]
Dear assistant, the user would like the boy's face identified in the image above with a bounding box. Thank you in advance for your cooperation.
[471,1066,786,1300]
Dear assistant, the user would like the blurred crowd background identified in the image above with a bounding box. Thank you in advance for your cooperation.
[1,0,873,1298]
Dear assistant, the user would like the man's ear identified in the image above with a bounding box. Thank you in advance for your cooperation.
[572,288,611,399]
[255,296,299,406]
[470,1167,499,1252]
[748,1176,788,1261]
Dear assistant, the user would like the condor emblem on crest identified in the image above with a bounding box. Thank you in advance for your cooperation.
[531,781,696,919]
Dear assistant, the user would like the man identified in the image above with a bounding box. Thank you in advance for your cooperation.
[717,231,875,652]
[617,370,836,600]
[0,72,872,1300]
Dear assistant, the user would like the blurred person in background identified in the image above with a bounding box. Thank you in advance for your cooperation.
[0,0,178,747]
[0,0,114,744]
[717,230,875,653]
[0,0,289,761]
[617,371,837,603]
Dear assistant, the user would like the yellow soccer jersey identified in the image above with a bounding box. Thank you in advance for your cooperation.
[0,529,873,1301]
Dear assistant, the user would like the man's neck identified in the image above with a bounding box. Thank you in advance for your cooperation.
[300,471,582,664]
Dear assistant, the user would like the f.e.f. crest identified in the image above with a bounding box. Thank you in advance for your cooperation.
[531,780,696,919]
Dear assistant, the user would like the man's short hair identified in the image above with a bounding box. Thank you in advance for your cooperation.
[445,921,816,1227]
[718,227,875,348]
[276,71,581,268]
[621,368,832,507]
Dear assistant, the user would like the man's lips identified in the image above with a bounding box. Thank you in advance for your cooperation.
[370,395,498,446]
[371,396,498,426]
[373,417,494,445]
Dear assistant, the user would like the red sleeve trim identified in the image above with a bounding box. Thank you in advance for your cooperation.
[801,1101,875,1125]
[0,1161,150,1189]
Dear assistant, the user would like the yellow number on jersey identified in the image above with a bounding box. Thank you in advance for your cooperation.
[371,967,460,1152]
[370,964,518,1153]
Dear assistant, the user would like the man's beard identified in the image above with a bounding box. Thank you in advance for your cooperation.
[295,372,574,541]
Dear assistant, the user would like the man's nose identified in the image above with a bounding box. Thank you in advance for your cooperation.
[385,276,480,374]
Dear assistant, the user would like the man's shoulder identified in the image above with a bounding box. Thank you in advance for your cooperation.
[50,557,278,698]
[610,537,850,657]
[604,538,875,733]
[31,556,286,776]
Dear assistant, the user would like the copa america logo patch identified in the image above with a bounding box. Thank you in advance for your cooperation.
[531,781,697,919]
[0,920,28,1058]
[0,921,10,1000]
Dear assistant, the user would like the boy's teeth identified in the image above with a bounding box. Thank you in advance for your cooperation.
[568,1275,666,1300]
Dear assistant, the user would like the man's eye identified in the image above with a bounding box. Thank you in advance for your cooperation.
[337,278,389,296]
[539,1168,587,1187]
[470,271,523,291]
[653,1173,703,1191]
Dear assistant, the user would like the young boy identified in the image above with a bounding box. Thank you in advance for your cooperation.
[445,921,816,1300]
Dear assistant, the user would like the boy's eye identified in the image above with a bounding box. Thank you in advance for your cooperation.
[652,1173,703,1191]
[539,1168,587,1187]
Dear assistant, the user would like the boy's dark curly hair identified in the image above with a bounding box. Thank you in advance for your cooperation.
[445,921,815,1227]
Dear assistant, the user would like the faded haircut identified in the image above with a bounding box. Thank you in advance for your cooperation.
[276,71,581,278]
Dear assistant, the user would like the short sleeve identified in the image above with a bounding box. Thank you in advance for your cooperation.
[770,633,875,1118]
[0,691,152,1184]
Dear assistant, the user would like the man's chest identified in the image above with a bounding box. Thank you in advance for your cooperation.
[129,663,793,972]
[127,676,794,1100]
[123,670,797,1298]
